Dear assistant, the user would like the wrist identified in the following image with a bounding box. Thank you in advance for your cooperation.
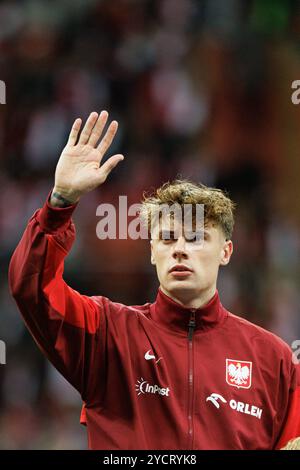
[38,189,78,232]
[50,188,80,207]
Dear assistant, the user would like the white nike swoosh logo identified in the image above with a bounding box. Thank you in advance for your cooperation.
[145,350,156,360]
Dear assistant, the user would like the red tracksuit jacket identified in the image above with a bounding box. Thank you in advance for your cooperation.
[8,194,300,450]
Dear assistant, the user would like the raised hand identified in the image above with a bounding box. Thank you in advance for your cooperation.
[51,111,124,206]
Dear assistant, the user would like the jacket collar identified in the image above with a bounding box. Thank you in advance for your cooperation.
[150,287,227,334]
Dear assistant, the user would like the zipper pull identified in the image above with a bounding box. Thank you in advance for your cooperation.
[188,309,196,341]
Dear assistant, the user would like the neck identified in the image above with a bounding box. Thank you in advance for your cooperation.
[159,284,217,309]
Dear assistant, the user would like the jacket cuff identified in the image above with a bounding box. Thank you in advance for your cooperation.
[36,190,79,233]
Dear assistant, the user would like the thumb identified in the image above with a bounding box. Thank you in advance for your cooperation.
[96,154,124,183]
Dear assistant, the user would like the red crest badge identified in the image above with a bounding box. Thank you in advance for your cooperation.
[226,359,252,389]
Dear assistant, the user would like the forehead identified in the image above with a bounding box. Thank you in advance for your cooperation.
[158,213,213,230]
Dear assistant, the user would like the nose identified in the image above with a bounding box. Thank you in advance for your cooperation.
[172,236,188,259]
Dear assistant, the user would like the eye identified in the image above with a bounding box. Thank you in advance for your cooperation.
[184,232,204,243]
[163,239,174,244]
[186,235,197,243]
[160,231,176,242]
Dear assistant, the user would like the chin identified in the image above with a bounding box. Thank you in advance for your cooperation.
[167,282,196,295]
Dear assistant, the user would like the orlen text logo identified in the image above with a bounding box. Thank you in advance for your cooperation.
[206,392,263,419]
[136,377,170,397]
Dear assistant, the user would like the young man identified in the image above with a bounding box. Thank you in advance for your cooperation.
[9,111,300,450]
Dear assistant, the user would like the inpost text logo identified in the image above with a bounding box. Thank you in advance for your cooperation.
[136,378,170,397]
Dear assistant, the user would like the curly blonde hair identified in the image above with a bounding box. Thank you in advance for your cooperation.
[140,179,236,240]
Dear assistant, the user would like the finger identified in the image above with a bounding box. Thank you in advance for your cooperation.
[97,154,124,182]
[97,121,119,161]
[88,110,109,147]
[78,112,99,145]
[67,118,82,146]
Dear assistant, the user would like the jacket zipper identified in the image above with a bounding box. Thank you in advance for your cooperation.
[187,309,196,449]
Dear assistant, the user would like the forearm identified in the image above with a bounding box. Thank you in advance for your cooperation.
[8,191,78,320]
[8,192,100,394]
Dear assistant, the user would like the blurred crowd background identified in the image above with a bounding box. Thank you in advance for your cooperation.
[1,0,300,449]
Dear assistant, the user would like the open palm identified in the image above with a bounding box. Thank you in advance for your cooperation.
[54,111,124,202]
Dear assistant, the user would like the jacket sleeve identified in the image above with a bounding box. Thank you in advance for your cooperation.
[274,362,300,449]
[8,191,106,402]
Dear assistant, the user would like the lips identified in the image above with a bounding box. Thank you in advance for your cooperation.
[169,265,193,273]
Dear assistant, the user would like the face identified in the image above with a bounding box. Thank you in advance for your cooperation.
[150,215,233,304]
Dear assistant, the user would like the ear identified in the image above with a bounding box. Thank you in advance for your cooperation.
[220,240,233,266]
[150,240,156,265]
